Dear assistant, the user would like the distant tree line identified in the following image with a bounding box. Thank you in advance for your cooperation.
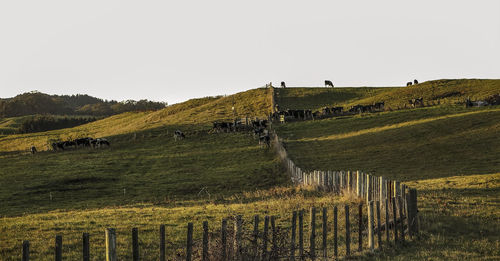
[17,115,98,133]
[0,91,167,117]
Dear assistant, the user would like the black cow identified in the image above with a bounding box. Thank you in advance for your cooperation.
[407,82,413,86]
[75,137,93,147]
[409,97,424,107]
[174,130,185,140]
[374,102,385,111]
[30,146,37,154]
[332,107,343,114]
[325,80,334,87]
[51,142,65,151]
[349,105,364,113]
[281,81,286,88]
[414,79,419,85]
[259,134,270,148]
[63,141,77,149]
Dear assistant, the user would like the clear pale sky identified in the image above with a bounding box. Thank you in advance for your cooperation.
[1,1,499,104]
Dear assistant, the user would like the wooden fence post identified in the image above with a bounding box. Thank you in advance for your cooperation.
[132,228,139,261]
[235,215,243,261]
[358,204,363,252]
[106,228,117,261]
[22,240,29,261]
[310,207,316,260]
[55,235,62,261]
[186,223,193,261]
[392,198,398,243]
[262,216,270,261]
[366,174,371,203]
[253,215,260,259]
[159,225,165,261]
[347,171,351,192]
[299,210,304,260]
[398,197,405,243]
[221,219,227,261]
[407,188,419,237]
[322,207,327,260]
[356,171,361,197]
[385,200,390,244]
[345,205,351,257]
[203,221,209,261]
[271,216,278,260]
[333,206,338,260]
[83,233,90,261]
[376,201,382,249]
[368,201,374,252]
[291,211,297,261]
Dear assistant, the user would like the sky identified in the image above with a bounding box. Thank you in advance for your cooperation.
[0,0,499,104]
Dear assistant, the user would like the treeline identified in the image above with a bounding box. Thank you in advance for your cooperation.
[18,115,98,134]
[0,91,167,117]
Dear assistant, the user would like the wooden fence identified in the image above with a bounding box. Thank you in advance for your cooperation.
[19,201,418,261]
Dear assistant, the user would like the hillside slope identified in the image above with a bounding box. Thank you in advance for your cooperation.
[0,88,273,152]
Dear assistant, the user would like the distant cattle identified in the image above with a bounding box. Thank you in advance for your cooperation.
[30,146,37,154]
[414,79,419,85]
[409,97,424,107]
[75,137,93,147]
[91,138,110,148]
[174,130,185,140]
[407,82,413,86]
[281,81,286,88]
[325,80,334,87]
[51,142,65,151]
[259,134,270,148]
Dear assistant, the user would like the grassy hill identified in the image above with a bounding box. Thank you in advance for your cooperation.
[275,79,500,110]
[0,88,273,152]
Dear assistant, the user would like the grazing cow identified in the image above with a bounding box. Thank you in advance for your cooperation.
[349,105,364,113]
[75,137,93,147]
[63,141,77,149]
[259,134,271,148]
[30,146,37,154]
[325,80,334,87]
[407,82,413,86]
[409,97,424,107]
[414,79,419,85]
[51,142,65,151]
[374,102,385,111]
[174,130,185,140]
[281,81,286,88]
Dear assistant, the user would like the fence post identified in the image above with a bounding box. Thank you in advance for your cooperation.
[221,219,227,261]
[55,235,62,261]
[347,171,351,192]
[235,215,243,261]
[83,233,90,261]
[291,211,297,261]
[310,207,316,260]
[299,210,304,260]
[376,201,382,249]
[132,228,139,261]
[186,223,193,261]
[271,216,278,260]
[392,198,398,243]
[322,207,327,260]
[368,201,375,252]
[345,205,351,257]
[356,171,361,196]
[253,215,260,259]
[407,188,419,237]
[333,206,338,260]
[385,200,390,244]
[358,203,363,252]
[159,225,165,261]
[203,221,209,261]
[398,197,405,243]
[262,215,270,260]
[366,174,371,203]
[22,240,29,261]
[105,228,117,261]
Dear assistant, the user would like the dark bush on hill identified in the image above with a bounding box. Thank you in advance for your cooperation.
[0,91,167,117]
[17,115,98,133]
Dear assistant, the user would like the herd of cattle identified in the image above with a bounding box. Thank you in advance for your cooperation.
[30,137,110,154]
[211,119,271,147]
[272,101,386,121]
[278,79,419,88]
